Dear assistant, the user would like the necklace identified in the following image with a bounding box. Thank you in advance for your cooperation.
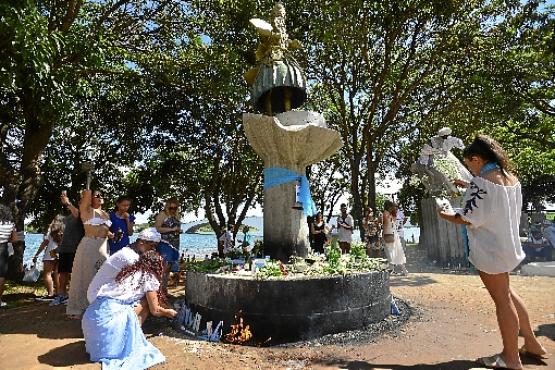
[480,162,500,176]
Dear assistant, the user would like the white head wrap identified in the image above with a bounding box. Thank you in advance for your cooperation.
[138,227,161,243]
[437,127,452,136]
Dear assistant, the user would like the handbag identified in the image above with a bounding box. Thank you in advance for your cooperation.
[383,234,395,243]
[22,264,40,283]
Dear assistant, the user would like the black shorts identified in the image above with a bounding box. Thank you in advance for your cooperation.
[58,252,75,273]
[0,243,8,278]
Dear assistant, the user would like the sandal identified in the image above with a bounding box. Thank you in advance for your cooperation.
[519,345,548,360]
[476,354,520,369]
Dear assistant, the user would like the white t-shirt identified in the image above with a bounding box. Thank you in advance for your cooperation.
[87,246,139,303]
[456,177,525,274]
[336,214,354,243]
[219,230,234,253]
[42,232,58,261]
[96,271,160,304]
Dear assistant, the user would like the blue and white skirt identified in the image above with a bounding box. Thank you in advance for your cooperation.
[82,296,165,370]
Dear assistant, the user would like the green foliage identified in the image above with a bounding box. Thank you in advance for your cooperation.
[252,239,264,257]
[324,239,342,269]
[186,259,228,273]
[349,241,367,260]
[256,260,285,279]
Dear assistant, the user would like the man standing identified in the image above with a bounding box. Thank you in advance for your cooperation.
[50,192,85,306]
[336,204,354,254]
[218,224,235,257]
[87,227,161,325]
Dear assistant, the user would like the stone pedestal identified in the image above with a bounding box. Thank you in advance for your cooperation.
[243,111,342,260]
[420,197,467,266]
[186,271,391,343]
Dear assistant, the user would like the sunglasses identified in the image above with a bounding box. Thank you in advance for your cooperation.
[168,206,178,210]
[94,194,103,199]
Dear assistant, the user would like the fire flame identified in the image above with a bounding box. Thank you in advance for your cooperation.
[224,311,253,344]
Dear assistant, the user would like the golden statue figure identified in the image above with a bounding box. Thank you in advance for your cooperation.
[245,3,307,116]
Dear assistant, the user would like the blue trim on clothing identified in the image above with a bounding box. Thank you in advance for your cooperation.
[479,162,500,176]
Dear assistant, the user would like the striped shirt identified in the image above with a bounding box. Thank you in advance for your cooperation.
[0,222,14,244]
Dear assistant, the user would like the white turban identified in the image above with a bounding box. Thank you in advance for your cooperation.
[137,227,161,243]
[438,127,452,136]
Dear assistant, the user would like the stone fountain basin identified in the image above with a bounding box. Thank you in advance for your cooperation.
[185,270,391,344]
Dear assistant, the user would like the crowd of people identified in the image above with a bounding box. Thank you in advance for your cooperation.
[0,133,550,369]
[4,191,181,368]
[308,202,410,275]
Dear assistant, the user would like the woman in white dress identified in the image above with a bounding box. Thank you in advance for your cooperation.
[66,190,111,318]
[439,134,547,369]
[382,200,408,275]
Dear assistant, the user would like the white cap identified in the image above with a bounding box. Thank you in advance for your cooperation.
[137,227,161,243]
[438,127,452,136]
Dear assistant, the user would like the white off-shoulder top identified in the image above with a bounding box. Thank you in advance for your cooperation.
[456,177,525,274]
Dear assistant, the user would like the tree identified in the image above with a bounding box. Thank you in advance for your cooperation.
[397,1,554,218]
[303,0,516,231]
[0,0,197,277]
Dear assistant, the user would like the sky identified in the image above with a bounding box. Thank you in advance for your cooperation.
[134,176,403,224]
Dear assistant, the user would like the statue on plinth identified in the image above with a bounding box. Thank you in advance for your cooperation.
[244,2,307,115]
[242,3,342,260]
[411,127,471,196]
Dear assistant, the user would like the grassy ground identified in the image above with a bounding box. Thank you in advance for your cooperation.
[2,279,48,309]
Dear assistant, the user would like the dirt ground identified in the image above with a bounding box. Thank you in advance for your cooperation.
[0,270,553,370]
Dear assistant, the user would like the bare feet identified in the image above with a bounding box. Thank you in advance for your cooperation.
[519,344,548,359]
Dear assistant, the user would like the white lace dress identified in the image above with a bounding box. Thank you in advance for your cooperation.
[383,212,406,265]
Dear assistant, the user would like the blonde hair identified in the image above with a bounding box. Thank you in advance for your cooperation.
[164,198,180,219]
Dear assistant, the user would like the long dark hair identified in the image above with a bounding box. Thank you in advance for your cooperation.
[462,134,512,176]
[116,250,166,304]
[383,200,397,217]
[0,204,13,224]
[114,195,132,212]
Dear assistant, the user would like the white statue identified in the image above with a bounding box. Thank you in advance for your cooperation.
[411,127,471,196]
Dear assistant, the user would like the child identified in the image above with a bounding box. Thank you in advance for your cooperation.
[33,223,64,300]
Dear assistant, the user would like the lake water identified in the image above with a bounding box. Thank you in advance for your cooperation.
[23,227,419,269]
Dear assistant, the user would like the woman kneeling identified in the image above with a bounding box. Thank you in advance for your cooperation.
[82,250,177,369]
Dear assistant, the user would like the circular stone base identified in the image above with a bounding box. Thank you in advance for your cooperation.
[185,271,390,343]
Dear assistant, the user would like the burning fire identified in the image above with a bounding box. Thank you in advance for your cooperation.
[224,311,253,344]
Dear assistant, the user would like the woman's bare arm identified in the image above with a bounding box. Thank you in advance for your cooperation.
[145,291,177,318]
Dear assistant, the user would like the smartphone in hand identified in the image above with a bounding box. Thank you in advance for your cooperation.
[435,197,455,214]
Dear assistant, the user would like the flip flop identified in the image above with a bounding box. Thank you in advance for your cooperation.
[476,354,520,369]
[519,345,548,360]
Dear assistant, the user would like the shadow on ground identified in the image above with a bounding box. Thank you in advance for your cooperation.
[535,322,555,341]
[309,356,549,369]
[389,274,438,287]
[37,341,90,367]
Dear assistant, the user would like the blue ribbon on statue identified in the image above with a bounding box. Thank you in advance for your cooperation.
[263,167,318,216]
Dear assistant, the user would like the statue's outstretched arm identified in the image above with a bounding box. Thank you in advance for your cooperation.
[250,18,273,37]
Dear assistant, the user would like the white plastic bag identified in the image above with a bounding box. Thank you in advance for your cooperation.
[22,264,40,283]
[7,242,14,257]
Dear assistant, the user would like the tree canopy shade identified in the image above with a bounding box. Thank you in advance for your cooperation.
[1,0,553,277]
[0,0,208,277]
